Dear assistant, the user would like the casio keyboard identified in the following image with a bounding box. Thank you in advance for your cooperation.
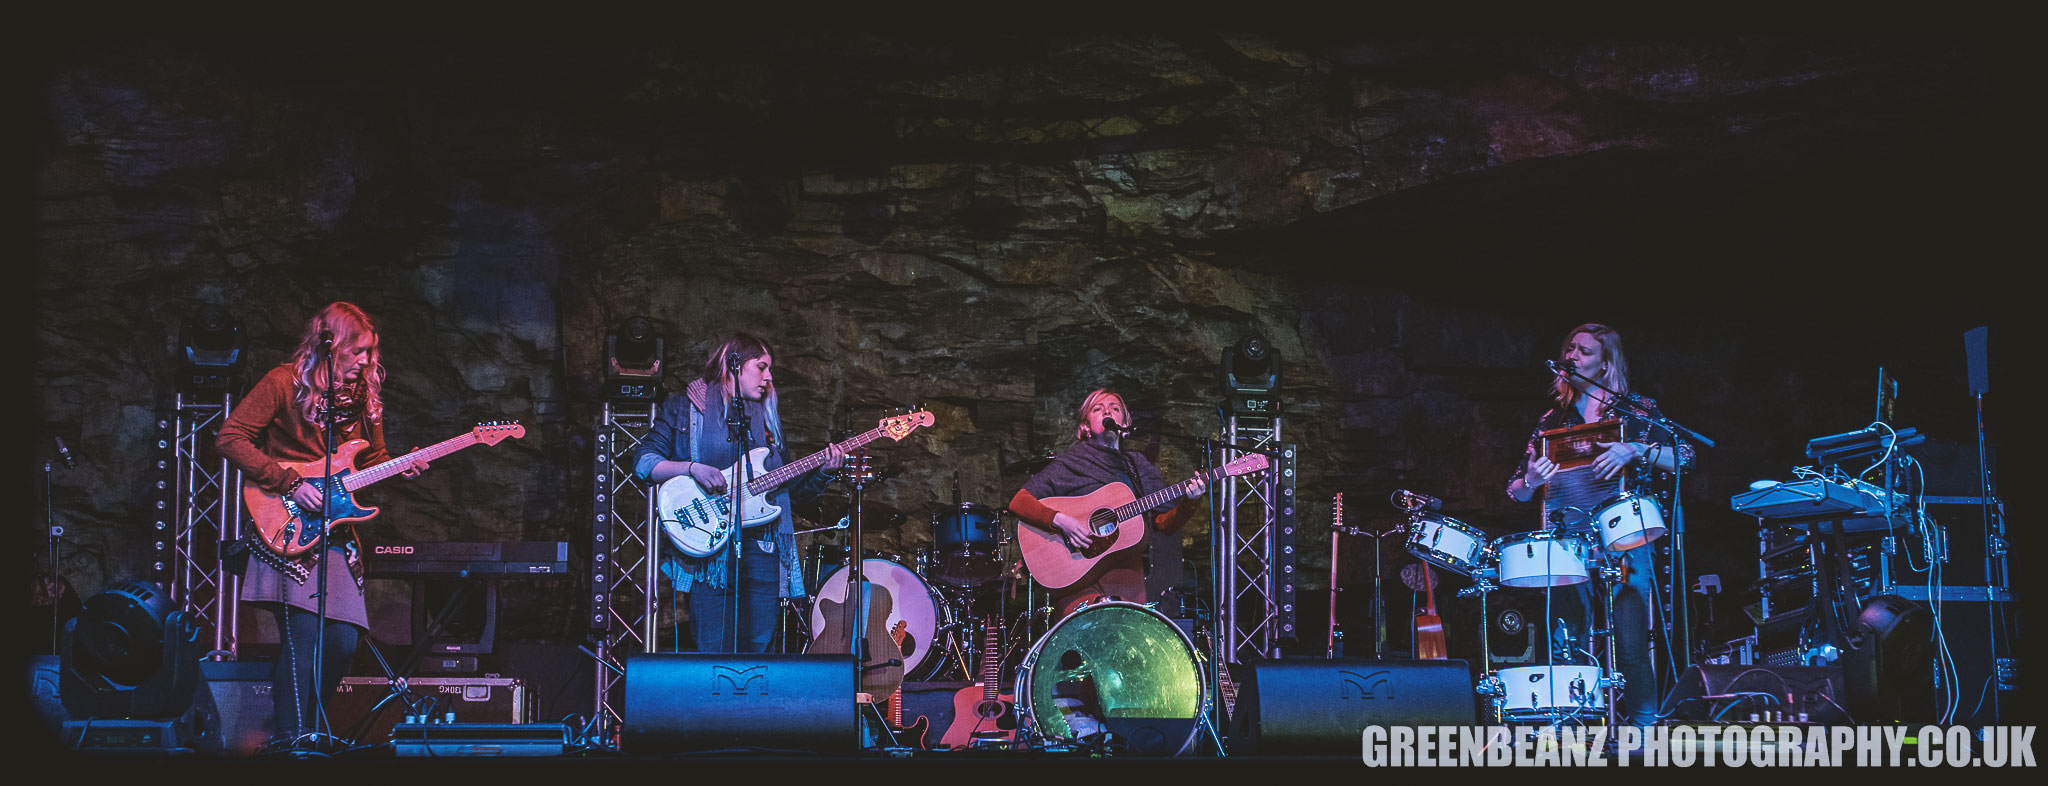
[364,541,570,578]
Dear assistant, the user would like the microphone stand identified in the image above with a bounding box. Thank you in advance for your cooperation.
[723,355,750,653]
[306,335,340,750]
[1551,364,1714,675]
[45,451,63,654]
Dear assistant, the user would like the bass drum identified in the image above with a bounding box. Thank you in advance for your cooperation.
[1017,601,1207,756]
[808,557,950,681]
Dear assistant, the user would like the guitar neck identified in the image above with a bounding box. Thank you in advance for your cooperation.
[1111,465,1226,522]
[749,425,889,493]
[342,432,481,491]
[980,620,1001,701]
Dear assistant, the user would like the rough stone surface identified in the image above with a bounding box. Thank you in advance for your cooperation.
[26,34,2022,649]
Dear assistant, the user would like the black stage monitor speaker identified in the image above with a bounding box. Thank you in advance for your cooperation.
[622,653,859,754]
[199,660,274,757]
[1230,658,1476,755]
[1660,664,1850,724]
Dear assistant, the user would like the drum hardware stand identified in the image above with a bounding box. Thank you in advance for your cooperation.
[1596,559,1626,730]
[1457,574,1500,673]
[1463,576,1509,724]
[1550,364,1714,673]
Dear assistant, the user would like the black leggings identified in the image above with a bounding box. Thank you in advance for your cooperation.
[269,605,360,741]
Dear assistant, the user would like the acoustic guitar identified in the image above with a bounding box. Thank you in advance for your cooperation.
[1414,562,1447,660]
[1017,453,1268,591]
[938,615,1016,748]
[808,579,904,701]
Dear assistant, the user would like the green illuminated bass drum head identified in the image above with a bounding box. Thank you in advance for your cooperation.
[1020,601,1207,755]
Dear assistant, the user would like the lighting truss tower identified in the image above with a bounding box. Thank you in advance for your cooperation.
[590,401,655,734]
[1213,420,1297,665]
[152,391,243,657]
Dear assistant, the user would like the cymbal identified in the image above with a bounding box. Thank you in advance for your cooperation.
[1003,450,1056,474]
[797,493,909,531]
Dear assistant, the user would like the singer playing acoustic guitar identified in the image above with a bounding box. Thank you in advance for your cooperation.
[1007,389,1204,619]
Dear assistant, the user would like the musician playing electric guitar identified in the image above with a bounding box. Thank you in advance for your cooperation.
[632,332,844,653]
[217,302,430,748]
[1007,389,1205,620]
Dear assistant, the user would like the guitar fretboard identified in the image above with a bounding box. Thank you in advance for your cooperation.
[1108,465,1233,522]
[747,424,892,493]
[980,619,1001,701]
[342,432,487,490]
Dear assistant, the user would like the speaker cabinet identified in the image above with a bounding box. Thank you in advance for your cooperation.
[199,660,273,756]
[1229,658,1476,755]
[622,653,859,754]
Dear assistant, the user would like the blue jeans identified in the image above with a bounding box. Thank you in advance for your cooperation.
[1556,545,1658,724]
[268,605,360,741]
[689,539,781,653]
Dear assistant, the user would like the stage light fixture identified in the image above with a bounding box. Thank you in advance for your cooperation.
[59,580,205,721]
[1221,335,1281,416]
[605,316,664,401]
[177,305,244,393]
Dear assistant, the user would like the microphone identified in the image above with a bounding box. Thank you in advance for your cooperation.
[1391,489,1442,512]
[726,350,743,374]
[1547,359,1571,376]
[317,330,334,355]
[1101,417,1132,435]
[54,437,75,468]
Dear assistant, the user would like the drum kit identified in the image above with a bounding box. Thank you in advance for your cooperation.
[802,498,1033,684]
[1395,487,1668,726]
[792,454,1211,752]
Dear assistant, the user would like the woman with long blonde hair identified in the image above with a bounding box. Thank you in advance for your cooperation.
[218,302,425,749]
[1506,322,1694,728]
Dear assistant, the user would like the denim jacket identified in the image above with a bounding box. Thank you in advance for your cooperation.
[632,379,828,597]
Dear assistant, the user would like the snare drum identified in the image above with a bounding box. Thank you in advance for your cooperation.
[1405,515,1492,578]
[1592,491,1666,552]
[1492,531,1591,587]
[1018,601,1206,755]
[809,557,950,680]
[1493,664,1607,720]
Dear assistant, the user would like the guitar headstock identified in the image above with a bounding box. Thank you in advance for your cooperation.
[879,411,936,441]
[473,420,527,445]
[1333,493,1344,528]
[1221,452,1270,477]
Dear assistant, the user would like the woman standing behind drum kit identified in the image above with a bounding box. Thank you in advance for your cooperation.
[1506,323,1694,727]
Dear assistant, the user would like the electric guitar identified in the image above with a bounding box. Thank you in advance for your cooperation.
[884,620,931,749]
[938,615,1015,749]
[656,411,934,558]
[243,422,525,561]
[1016,453,1269,591]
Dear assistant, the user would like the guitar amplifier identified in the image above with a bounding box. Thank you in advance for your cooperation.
[330,676,526,746]
[1540,420,1628,529]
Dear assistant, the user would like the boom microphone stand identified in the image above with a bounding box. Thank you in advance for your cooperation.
[306,330,340,750]
[45,448,63,654]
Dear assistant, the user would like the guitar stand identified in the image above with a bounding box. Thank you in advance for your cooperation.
[857,692,905,750]
[1197,703,1227,757]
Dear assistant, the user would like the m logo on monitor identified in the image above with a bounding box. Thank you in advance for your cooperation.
[1337,669,1393,701]
[710,664,767,695]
